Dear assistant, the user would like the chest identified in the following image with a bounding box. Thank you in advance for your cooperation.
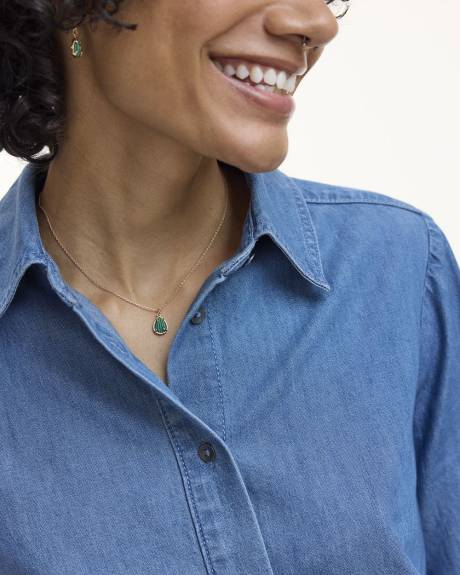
[0,282,425,575]
[108,305,187,387]
[0,238,428,575]
[92,263,218,387]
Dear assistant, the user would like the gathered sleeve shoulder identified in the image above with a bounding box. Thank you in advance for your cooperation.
[414,214,460,573]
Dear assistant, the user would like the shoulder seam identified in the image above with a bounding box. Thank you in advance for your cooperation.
[290,176,428,217]
[302,198,427,218]
[414,213,434,400]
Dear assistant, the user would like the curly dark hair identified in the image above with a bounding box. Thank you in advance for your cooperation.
[0,1,137,168]
[0,0,351,170]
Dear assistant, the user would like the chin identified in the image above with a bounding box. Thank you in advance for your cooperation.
[222,142,288,174]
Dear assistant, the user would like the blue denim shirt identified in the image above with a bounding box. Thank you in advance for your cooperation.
[0,161,459,575]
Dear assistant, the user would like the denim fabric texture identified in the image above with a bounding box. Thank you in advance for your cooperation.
[0,161,459,575]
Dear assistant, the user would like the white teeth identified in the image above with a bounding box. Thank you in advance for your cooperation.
[249,66,264,84]
[276,70,287,90]
[263,68,278,86]
[255,84,275,93]
[286,74,297,93]
[236,64,250,80]
[223,64,236,77]
[214,59,298,94]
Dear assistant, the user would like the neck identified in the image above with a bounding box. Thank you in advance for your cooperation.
[36,146,249,308]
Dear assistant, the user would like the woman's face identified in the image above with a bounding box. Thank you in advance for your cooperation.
[61,0,339,173]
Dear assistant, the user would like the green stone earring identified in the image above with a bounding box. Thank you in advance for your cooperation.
[70,27,83,58]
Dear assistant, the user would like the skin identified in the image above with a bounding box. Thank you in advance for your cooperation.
[38,0,338,360]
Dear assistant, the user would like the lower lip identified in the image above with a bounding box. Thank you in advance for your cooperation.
[210,60,296,119]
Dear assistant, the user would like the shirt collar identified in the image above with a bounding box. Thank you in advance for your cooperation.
[0,162,330,319]
[239,166,331,292]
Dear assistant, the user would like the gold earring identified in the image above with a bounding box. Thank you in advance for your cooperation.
[70,27,83,58]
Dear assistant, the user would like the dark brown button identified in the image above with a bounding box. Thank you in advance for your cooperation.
[190,306,206,325]
[198,442,216,463]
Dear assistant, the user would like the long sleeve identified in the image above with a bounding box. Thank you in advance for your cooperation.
[413,215,460,573]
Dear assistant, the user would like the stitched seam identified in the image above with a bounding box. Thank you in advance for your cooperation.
[414,215,434,401]
[300,197,426,216]
[157,399,217,575]
[0,251,53,314]
[284,175,323,278]
[0,250,31,311]
[221,246,255,276]
[207,300,228,443]
[39,249,80,307]
[291,177,427,214]
[293,185,326,281]
[262,221,330,290]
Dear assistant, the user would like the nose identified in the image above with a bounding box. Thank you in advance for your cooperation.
[264,0,339,51]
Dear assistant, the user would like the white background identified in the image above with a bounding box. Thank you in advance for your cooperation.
[1,0,459,259]
[281,0,460,258]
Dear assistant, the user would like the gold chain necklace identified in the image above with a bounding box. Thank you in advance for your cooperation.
[37,177,229,336]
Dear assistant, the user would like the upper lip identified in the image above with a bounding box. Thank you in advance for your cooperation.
[209,53,306,76]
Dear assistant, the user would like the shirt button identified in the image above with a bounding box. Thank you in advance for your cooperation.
[198,442,216,463]
[190,306,206,325]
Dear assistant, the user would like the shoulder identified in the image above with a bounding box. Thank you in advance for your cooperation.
[287,173,435,261]
[277,172,458,299]
[290,173,430,219]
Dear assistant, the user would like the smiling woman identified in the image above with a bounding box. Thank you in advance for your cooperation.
[0,0,350,164]
[0,1,459,574]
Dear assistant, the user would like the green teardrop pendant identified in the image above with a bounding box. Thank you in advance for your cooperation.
[153,313,168,336]
[71,39,82,58]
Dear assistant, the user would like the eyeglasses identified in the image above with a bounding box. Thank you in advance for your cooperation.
[324,0,352,19]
